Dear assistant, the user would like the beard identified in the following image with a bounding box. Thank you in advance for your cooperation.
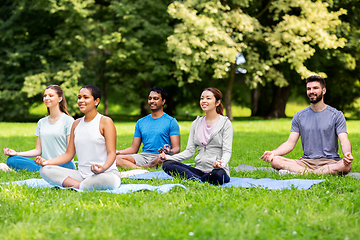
[308,92,323,104]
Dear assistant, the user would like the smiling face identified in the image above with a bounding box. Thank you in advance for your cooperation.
[148,91,165,112]
[77,88,100,114]
[43,88,62,110]
[200,90,219,113]
[307,81,326,104]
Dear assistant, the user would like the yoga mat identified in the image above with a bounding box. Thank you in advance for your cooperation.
[222,177,324,190]
[126,170,172,180]
[232,164,277,173]
[0,178,186,194]
[233,164,360,179]
[126,171,324,190]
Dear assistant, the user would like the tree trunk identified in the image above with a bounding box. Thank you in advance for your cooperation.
[267,84,291,119]
[251,86,259,116]
[224,62,235,120]
[103,73,108,115]
[140,79,151,117]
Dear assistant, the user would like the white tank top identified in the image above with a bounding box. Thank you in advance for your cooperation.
[74,113,117,178]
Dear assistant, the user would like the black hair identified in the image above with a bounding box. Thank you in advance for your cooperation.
[149,86,167,102]
[306,75,326,88]
[81,85,101,106]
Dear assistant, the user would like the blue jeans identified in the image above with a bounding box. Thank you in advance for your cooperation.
[162,160,230,185]
[7,156,76,172]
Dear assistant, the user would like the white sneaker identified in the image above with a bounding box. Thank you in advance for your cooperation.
[278,169,297,175]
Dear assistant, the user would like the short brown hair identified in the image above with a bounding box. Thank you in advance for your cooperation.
[306,75,326,88]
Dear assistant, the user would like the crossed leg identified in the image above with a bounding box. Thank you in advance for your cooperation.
[271,156,352,175]
[312,159,352,175]
[116,155,141,169]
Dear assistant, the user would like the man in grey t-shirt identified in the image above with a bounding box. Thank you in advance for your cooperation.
[261,75,353,175]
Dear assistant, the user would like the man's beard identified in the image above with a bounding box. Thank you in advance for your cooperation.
[308,92,323,104]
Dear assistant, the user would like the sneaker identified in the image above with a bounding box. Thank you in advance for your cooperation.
[278,169,298,175]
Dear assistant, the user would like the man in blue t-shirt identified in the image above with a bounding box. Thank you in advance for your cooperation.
[116,87,180,169]
[261,75,353,175]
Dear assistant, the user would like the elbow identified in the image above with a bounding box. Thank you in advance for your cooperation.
[172,147,180,154]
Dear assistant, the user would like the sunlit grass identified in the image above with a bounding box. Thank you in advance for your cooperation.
[1,120,360,239]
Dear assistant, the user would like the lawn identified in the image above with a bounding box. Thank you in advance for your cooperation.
[1,119,360,240]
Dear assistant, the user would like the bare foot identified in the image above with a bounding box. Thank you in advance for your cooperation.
[0,163,14,172]
[142,156,164,169]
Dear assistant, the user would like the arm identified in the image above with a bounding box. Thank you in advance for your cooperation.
[160,135,180,154]
[261,132,300,162]
[338,132,353,165]
[34,121,79,166]
[214,120,233,168]
[116,137,142,155]
[162,119,199,162]
[3,137,42,157]
[91,116,117,174]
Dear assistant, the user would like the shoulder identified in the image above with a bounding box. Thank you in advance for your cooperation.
[38,116,49,123]
[72,118,82,129]
[325,105,343,115]
[293,106,311,119]
[161,113,177,122]
[192,115,203,124]
[100,115,114,124]
[219,115,232,129]
[62,113,74,121]
[62,113,74,124]
[219,115,230,122]
[137,114,151,124]
[190,115,203,127]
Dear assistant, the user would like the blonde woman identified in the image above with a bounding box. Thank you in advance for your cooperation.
[3,85,75,171]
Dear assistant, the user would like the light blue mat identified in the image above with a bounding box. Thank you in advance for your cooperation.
[126,170,173,180]
[126,171,324,190]
[0,178,186,194]
[222,177,324,190]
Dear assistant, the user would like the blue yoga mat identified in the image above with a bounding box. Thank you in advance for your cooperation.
[1,178,186,194]
[126,171,324,190]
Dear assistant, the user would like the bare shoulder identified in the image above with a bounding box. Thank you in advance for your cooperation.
[72,118,81,129]
[100,115,114,124]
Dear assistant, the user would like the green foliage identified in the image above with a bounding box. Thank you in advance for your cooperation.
[0,0,92,120]
[167,0,346,87]
[1,120,360,239]
[302,0,360,113]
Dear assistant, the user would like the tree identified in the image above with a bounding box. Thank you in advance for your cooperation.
[0,0,177,120]
[105,0,178,117]
[303,0,360,115]
[0,0,93,120]
[167,0,347,119]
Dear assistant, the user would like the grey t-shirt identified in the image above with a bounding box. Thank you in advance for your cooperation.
[291,106,347,160]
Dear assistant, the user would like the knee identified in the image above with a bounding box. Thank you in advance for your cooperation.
[271,157,284,170]
[211,168,226,178]
[162,160,176,170]
[39,165,57,179]
[39,165,50,177]
[337,162,352,175]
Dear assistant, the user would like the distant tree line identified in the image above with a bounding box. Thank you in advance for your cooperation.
[1,0,359,121]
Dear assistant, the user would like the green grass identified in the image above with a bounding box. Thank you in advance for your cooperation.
[1,120,360,239]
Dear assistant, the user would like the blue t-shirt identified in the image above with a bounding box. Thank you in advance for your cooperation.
[134,113,180,154]
[291,106,347,160]
[35,113,74,160]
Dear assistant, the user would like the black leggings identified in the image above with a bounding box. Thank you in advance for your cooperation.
[162,160,230,185]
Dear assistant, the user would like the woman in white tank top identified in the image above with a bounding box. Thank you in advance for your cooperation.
[35,85,120,190]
